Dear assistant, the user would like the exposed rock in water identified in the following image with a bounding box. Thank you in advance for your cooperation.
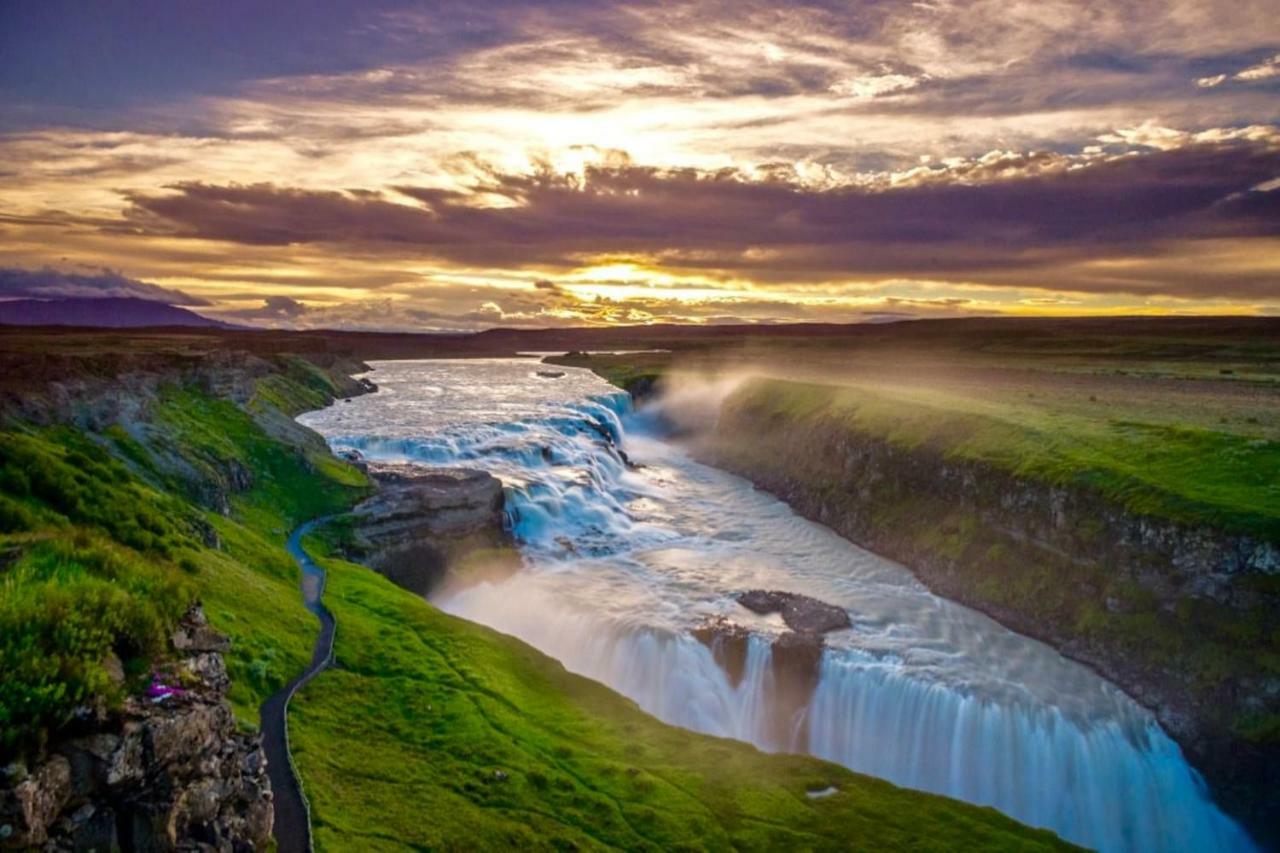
[768,631,826,749]
[691,618,751,688]
[338,448,368,473]
[0,606,272,852]
[690,617,826,751]
[737,589,852,634]
[350,464,518,597]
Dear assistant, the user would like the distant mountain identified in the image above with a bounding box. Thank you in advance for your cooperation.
[0,297,229,328]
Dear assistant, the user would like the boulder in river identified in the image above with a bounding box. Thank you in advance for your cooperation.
[689,617,827,751]
[767,630,826,749]
[737,589,851,634]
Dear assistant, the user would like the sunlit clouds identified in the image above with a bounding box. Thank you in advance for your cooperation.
[1,0,1277,328]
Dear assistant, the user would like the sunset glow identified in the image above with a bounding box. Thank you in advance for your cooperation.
[2,0,1277,328]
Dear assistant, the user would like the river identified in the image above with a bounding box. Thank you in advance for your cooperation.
[299,358,1253,853]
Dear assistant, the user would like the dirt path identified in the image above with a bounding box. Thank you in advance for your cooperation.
[260,520,336,853]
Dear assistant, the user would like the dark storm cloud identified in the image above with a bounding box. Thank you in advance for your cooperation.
[0,266,209,305]
[116,141,1280,297]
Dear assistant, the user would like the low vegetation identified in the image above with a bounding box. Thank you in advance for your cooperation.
[0,358,368,757]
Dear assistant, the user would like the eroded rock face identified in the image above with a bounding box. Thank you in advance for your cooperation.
[737,590,852,634]
[768,631,826,748]
[0,606,273,852]
[691,618,751,688]
[350,465,516,596]
[691,616,830,751]
[691,590,850,749]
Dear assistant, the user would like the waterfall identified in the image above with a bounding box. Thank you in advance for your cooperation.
[302,359,1256,853]
[807,653,1251,852]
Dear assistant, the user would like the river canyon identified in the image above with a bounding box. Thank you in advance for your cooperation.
[299,359,1254,853]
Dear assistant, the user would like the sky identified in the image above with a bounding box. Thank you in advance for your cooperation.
[1,0,1277,330]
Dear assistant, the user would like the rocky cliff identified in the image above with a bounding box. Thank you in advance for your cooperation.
[0,607,272,852]
[701,395,1280,844]
[343,463,518,597]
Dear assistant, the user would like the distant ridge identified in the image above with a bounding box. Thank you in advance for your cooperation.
[0,297,229,328]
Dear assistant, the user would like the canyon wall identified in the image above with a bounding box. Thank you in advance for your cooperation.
[700,385,1280,844]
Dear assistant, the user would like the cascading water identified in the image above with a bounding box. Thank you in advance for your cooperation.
[300,358,1255,853]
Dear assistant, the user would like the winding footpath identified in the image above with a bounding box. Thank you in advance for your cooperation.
[260,520,336,853]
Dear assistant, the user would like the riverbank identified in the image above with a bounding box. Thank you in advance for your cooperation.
[555,341,1280,845]
[0,331,1073,850]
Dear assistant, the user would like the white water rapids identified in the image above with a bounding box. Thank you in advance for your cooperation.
[300,359,1254,852]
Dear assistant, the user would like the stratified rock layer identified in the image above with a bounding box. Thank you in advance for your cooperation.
[692,591,851,750]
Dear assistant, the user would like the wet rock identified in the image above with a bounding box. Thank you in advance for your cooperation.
[692,618,751,688]
[737,590,851,634]
[339,448,368,473]
[767,631,826,751]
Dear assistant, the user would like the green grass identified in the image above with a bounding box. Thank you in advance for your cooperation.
[0,351,1076,849]
[290,529,1072,852]
[0,363,369,756]
[726,378,1280,539]
[545,352,667,398]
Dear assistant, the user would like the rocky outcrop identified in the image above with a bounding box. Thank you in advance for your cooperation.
[0,607,272,852]
[691,618,751,688]
[691,592,850,750]
[349,465,517,596]
[737,590,852,634]
[703,398,1280,844]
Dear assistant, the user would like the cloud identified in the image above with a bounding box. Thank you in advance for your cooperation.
[829,72,925,99]
[4,1,1280,327]
[0,266,209,305]
[1199,52,1280,87]
[217,294,310,321]
[1236,53,1280,82]
[114,139,1280,298]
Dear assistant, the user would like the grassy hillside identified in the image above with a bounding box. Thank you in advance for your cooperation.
[0,356,368,758]
[0,344,1072,850]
